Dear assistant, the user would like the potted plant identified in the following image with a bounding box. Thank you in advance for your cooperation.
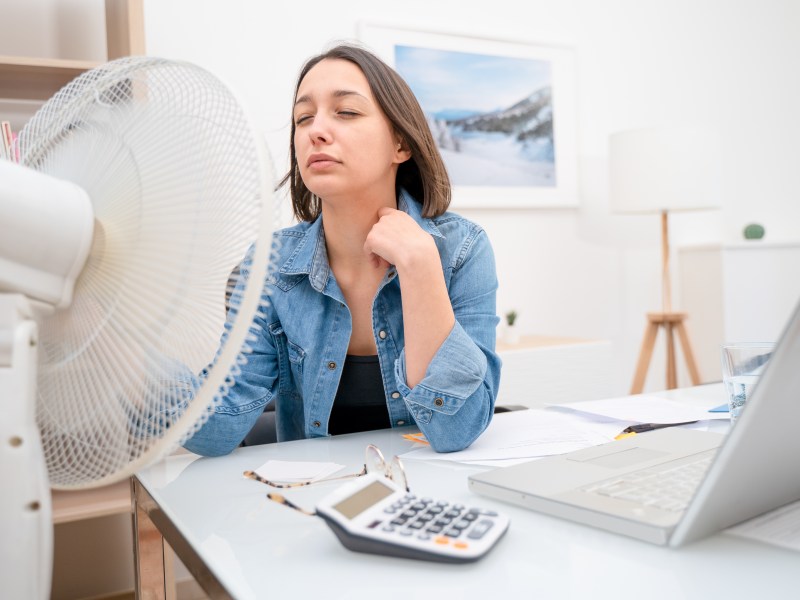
[503,310,520,344]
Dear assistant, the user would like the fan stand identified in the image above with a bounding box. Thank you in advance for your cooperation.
[0,294,52,599]
[629,211,702,394]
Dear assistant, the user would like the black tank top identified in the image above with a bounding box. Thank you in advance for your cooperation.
[328,355,390,435]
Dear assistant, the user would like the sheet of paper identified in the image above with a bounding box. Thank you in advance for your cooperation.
[253,460,345,483]
[725,499,800,552]
[400,409,618,463]
[549,395,730,424]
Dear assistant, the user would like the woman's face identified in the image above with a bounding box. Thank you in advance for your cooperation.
[293,58,410,203]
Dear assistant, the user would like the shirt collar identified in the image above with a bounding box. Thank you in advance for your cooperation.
[278,188,443,292]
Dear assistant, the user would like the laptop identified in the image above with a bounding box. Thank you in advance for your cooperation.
[469,299,800,546]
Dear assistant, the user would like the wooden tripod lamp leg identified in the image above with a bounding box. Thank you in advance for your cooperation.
[675,321,702,385]
[665,322,677,389]
[630,320,660,394]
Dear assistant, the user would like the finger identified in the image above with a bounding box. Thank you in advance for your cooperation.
[377,206,397,218]
[369,253,390,270]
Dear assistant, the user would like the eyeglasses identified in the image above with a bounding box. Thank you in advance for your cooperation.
[244,444,409,516]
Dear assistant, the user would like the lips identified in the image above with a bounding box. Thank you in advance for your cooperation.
[307,153,339,169]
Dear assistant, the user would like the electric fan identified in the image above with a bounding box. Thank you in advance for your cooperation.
[0,57,277,598]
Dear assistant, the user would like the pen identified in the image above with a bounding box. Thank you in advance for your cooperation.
[614,420,698,440]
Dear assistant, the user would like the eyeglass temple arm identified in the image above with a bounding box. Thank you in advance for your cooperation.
[267,493,317,516]
[243,465,368,489]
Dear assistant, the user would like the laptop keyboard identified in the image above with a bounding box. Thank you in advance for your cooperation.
[582,453,714,512]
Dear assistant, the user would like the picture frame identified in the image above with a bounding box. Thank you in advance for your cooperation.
[359,24,578,209]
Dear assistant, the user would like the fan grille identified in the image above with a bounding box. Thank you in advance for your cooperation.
[18,57,276,488]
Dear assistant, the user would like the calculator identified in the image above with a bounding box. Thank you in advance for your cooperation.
[315,473,510,563]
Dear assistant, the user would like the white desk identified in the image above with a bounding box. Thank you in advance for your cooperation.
[133,384,798,600]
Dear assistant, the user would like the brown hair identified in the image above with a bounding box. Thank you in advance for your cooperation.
[280,43,451,222]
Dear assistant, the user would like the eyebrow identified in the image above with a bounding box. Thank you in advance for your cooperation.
[294,89,368,106]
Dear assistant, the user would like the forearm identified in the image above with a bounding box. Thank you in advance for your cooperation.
[183,400,266,456]
[396,250,455,387]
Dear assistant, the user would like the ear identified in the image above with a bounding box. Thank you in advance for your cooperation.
[393,137,412,164]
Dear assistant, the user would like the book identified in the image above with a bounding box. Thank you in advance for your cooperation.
[1,120,15,162]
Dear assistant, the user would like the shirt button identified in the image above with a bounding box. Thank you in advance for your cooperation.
[391,392,400,399]
[327,361,336,370]
[434,397,444,407]
[379,330,387,340]
[313,421,321,428]
[396,420,405,426]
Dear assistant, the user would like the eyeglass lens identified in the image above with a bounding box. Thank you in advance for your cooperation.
[365,444,408,492]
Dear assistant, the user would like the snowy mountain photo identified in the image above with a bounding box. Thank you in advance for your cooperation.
[396,44,557,187]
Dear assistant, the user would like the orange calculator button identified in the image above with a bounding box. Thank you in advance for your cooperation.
[434,536,449,545]
[454,542,469,550]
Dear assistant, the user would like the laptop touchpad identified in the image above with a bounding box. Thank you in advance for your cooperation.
[569,446,669,469]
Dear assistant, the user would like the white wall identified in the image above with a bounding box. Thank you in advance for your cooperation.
[141,0,800,394]
[4,0,799,395]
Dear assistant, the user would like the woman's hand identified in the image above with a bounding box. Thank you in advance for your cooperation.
[363,206,438,272]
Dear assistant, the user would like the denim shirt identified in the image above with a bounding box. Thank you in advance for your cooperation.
[183,189,501,456]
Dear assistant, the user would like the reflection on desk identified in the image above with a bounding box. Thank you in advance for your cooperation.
[134,384,798,600]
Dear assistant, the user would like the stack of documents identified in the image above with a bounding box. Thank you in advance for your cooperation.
[401,394,728,467]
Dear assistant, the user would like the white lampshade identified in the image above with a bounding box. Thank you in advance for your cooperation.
[609,127,722,214]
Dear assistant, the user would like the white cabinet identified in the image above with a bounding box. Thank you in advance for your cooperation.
[679,242,800,382]
[496,335,613,408]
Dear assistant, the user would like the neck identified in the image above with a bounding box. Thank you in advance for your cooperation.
[322,189,397,270]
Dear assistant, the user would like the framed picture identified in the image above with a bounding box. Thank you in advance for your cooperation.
[359,24,578,209]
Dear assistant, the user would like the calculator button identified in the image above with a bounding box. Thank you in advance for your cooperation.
[444,529,462,538]
[418,533,431,541]
[411,503,426,510]
[417,513,434,522]
[383,507,397,514]
[427,506,443,514]
[399,529,414,536]
[401,510,416,518]
[452,520,471,530]
[468,508,498,517]
[462,512,478,521]
[382,525,395,532]
[454,542,469,550]
[434,536,449,545]
[444,510,461,518]
[391,517,407,526]
[452,504,464,511]
[426,525,443,534]
[467,519,494,540]
[408,521,425,530]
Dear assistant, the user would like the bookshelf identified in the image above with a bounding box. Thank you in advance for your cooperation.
[0,0,144,103]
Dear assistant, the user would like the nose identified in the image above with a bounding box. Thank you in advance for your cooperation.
[306,114,331,145]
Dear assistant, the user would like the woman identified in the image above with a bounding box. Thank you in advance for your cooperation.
[184,44,501,456]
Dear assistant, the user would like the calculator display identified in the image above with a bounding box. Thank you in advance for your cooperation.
[332,479,394,520]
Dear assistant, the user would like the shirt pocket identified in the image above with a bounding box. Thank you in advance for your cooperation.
[267,322,305,392]
[286,339,306,376]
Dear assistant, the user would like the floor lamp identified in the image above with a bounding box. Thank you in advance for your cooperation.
[609,127,722,393]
